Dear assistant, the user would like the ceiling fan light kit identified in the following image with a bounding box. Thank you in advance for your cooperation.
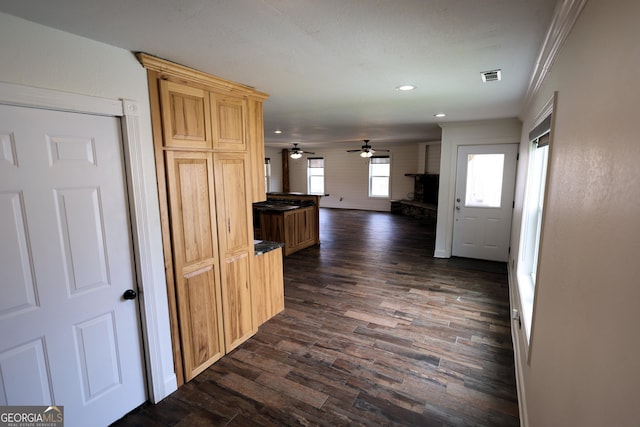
[289,143,315,159]
[348,140,389,157]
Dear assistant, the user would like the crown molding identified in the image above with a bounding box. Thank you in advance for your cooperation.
[522,0,588,109]
[137,52,269,100]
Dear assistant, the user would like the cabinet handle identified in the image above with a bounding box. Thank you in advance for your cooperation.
[228,218,231,233]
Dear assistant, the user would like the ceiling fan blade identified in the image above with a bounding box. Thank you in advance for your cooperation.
[375,149,390,152]
[346,149,361,152]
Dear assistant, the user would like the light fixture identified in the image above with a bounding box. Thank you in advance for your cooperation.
[289,143,314,159]
[396,85,416,91]
[434,113,447,118]
[274,130,282,134]
[347,140,389,157]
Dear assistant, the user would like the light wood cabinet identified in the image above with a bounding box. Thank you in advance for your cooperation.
[211,93,247,151]
[164,151,224,379]
[139,53,271,386]
[252,247,284,328]
[213,152,255,350]
[248,96,266,202]
[160,80,212,149]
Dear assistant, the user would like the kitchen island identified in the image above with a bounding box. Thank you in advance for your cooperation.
[254,193,322,256]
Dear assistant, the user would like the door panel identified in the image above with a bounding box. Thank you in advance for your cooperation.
[452,144,518,262]
[182,267,224,378]
[0,339,51,405]
[54,187,109,294]
[214,155,251,254]
[74,312,121,400]
[165,151,225,381]
[0,192,37,317]
[213,153,255,350]
[220,253,253,350]
[160,80,212,149]
[211,94,246,151]
[0,104,146,426]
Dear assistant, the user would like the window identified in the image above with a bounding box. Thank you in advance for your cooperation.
[465,154,505,208]
[518,101,553,342]
[264,158,271,192]
[369,156,390,198]
[307,157,324,195]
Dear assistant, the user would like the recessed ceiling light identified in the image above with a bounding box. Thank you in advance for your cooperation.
[396,85,416,91]
[434,113,447,118]
[274,130,282,134]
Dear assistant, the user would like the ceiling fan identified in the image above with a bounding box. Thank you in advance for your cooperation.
[289,143,315,159]
[346,140,389,158]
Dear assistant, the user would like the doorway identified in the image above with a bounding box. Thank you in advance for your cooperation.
[452,144,518,262]
[0,104,147,425]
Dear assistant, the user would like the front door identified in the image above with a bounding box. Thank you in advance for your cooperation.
[0,104,147,426]
[452,144,518,262]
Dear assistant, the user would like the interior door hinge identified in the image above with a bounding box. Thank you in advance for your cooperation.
[512,200,515,209]
[516,153,520,161]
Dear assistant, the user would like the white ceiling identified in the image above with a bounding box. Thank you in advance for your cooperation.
[0,0,557,150]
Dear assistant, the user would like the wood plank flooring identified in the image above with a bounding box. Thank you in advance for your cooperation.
[113,208,518,426]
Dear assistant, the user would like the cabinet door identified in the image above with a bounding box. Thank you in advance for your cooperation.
[213,152,255,350]
[160,80,212,149]
[165,151,225,381]
[295,207,317,247]
[248,97,266,202]
[284,207,316,253]
[211,93,247,151]
[252,248,284,328]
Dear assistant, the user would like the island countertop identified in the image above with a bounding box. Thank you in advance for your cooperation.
[266,192,328,197]
[254,240,284,256]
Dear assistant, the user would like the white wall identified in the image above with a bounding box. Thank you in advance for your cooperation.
[265,147,284,192]
[434,119,522,258]
[268,144,419,211]
[510,0,640,425]
[417,142,442,174]
[0,12,176,401]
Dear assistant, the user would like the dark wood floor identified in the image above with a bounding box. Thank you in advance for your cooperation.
[113,209,518,426]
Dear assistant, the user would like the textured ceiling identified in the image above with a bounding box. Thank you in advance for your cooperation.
[0,0,557,150]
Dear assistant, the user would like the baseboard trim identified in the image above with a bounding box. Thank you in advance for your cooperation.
[433,249,450,259]
[508,267,529,427]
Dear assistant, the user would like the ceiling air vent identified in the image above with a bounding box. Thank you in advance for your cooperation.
[481,69,502,83]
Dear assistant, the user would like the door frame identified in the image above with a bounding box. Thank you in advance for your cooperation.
[452,143,519,261]
[0,82,177,403]
[434,119,522,259]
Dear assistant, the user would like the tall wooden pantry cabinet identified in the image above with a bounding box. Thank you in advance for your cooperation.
[138,54,270,385]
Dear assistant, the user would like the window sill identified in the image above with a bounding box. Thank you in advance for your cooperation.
[516,271,535,343]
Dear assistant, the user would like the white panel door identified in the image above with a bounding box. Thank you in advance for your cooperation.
[0,104,146,426]
[452,144,518,262]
